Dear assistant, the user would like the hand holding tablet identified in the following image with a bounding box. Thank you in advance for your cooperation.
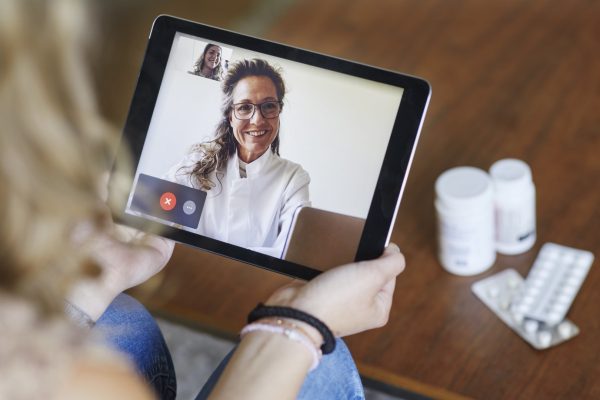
[113,15,430,279]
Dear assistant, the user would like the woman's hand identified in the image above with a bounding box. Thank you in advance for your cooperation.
[266,244,405,337]
[92,225,175,294]
[207,244,405,400]
[67,223,175,321]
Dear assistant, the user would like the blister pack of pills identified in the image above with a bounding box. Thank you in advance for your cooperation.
[510,243,594,326]
[471,243,594,349]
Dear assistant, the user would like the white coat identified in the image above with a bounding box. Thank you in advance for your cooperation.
[164,147,310,258]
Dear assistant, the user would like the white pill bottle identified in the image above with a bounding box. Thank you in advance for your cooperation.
[489,159,536,255]
[435,167,496,275]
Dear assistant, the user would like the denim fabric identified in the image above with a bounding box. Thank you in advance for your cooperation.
[195,338,365,400]
[96,293,177,400]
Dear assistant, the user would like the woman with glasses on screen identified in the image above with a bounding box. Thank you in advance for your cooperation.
[190,43,224,81]
[166,59,310,258]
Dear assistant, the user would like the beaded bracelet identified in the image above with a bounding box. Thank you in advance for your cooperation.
[260,317,321,348]
[248,303,336,354]
[240,322,322,371]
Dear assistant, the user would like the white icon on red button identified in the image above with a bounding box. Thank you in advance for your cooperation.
[159,192,176,211]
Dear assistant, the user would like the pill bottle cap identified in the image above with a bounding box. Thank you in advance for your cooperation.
[489,159,533,195]
[435,166,493,210]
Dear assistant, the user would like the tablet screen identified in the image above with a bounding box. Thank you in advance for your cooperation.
[117,17,430,279]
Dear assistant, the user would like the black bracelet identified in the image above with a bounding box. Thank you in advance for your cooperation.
[248,303,336,354]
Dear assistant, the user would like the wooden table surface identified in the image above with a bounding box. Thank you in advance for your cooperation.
[117,1,600,398]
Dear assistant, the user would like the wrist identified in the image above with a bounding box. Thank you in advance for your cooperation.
[247,303,336,355]
[213,329,314,398]
[65,275,120,322]
[240,322,322,371]
[257,317,324,349]
[64,300,96,328]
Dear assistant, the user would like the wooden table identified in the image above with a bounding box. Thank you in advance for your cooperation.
[116,1,600,398]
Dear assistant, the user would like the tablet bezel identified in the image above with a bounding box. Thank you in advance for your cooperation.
[113,15,431,280]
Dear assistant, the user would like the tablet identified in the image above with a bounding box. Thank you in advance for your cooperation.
[113,15,431,280]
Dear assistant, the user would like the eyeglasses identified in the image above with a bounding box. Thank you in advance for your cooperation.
[232,101,282,120]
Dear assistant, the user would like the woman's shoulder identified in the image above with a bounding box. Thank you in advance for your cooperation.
[272,155,310,182]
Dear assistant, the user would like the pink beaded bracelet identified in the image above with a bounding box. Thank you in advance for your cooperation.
[240,322,323,371]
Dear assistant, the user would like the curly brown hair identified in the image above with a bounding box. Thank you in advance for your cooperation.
[187,58,286,190]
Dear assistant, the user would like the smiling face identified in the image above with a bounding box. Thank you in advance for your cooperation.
[229,76,281,163]
[203,45,221,70]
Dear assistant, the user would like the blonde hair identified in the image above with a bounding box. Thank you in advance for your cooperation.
[0,0,129,312]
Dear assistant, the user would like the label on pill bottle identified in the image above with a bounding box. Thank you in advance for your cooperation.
[490,159,536,255]
[435,167,496,276]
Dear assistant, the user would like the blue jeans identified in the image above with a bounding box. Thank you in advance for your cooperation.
[98,294,364,400]
[195,338,365,400]
[96,293,177,400]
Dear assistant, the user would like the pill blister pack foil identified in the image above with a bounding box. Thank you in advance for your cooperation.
[510,243,594,326]
[472,268,579,349]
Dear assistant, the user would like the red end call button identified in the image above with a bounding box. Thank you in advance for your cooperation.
[159,192,176,211]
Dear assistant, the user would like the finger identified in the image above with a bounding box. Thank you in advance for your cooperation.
[289,278,305,287]
[284,280,305,291]
[370,246,405,282]
[384,243,401,254]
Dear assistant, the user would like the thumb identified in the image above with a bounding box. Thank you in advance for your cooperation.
[366,243,405,283]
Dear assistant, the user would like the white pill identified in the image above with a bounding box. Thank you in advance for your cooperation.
[544,248,559,259]
[567,276,581,286]
[576,254,593,267]
[508,277,520,289]
[522,295,535,305]
[544,260,556,268]
[487,286,500,298]
[531,279,544,288]
[558,321,573,338]
[561,286,577,296]
[537,331,553,348]
[547,311,563,325]
[511,303,529,314]
[512,312,525,324]
[532,261,544,270]
[561,252,576,263]
[556,293,572,305]
[524,319,539,333]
